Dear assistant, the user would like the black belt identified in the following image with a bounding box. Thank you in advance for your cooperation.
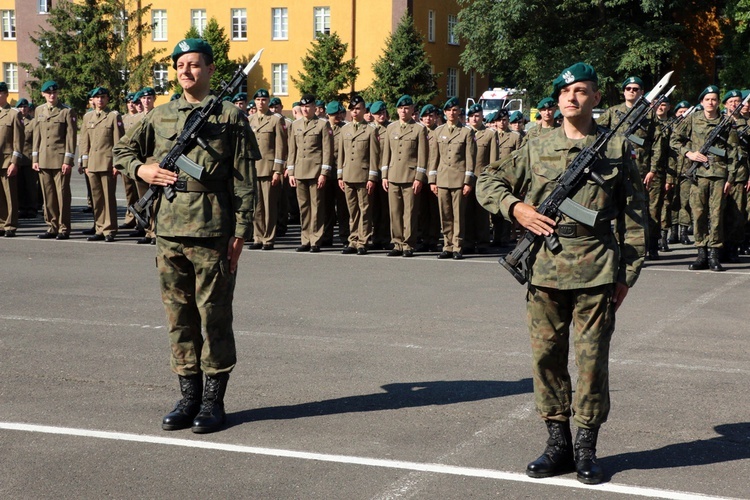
[173,179,226,193]
[557,222,608,238]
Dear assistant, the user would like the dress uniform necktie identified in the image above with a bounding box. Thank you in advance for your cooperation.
[353,123,359,131]
[449,125,455,134]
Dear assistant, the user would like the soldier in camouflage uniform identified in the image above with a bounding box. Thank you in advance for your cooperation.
[670,85,739,271]
[521,97,559,148]
[653,98,676,252]
[114,39,258,434]
[477,63,647,485]
[721,90,749,262]
[669,101,695,245]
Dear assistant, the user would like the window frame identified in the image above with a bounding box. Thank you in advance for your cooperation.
[4,62,18,92]
[447,68,458,98]
[152,9,168,41]
[231,8,248,41]
[191,9,207,36]
[313,6,330,39]
[447,14,459,46]
[272,7,288,41]
[272,63,289,96]
[427,10,435,43]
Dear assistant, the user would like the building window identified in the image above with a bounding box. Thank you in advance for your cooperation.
[447,68,458,98]
[152,10,167,41]
[272,63,288,95]
[427,10,435,43]
[153,64,169,94]
[272,8,288,40]
[2,10,15,40]
[4,63,18,92]
[38,0,51,14]
[191,9,207,36]
[114,10,127,39]
[448,14,458,45]
[232,9,247,40]
[469,70,476,99]
[313,7,330,38]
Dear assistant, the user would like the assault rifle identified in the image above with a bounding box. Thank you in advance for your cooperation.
[663,105,694,134]
[620,85,675,146]
[128,48,264,229]
[498,71,673,285]
[684,92,750,183]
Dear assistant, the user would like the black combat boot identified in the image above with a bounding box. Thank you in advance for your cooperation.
[679,225,692,245]
[659,229,671,252]
[668,224,679,244]
[726,244,741,263]
[192,373,229,434]
[689,247,708,270]
[526,420,575,478]
[708,248,725,272]
[162,374,203,431]
[646,236,660,261]
[574,427,604,484]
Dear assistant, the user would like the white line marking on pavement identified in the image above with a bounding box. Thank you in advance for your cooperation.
[0,422,736,500]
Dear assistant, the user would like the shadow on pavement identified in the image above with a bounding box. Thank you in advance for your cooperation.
[601,422,750,481]
[227,378,533,427]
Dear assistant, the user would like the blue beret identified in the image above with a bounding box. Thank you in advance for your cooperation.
[315,99,325,107]
[125,92,136,103]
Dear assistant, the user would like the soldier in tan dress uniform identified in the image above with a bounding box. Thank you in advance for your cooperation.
[490,109,523,246]
[369,101,391,249]
[15,98,37,220]
[464,103,498,253]
[79,87,124,241]
[323,101,350,246]
[417,104,441,252]
[337,95,380,254]
[381,95,429,257]
[33,80,77,239]
[287,94,334,252]
[0,82,24,237]
[428,97,476,259]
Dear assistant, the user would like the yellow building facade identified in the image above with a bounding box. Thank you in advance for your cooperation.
[0,0,18,102]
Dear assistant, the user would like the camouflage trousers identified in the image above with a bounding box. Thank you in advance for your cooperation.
[676,176,692,227]
[690,177,726,248]
[723,181,747,245]
[156,235,237,377]
[646,175,665,241]
[526,284,615,429]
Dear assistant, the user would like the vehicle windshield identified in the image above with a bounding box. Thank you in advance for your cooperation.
[481,99,505,111]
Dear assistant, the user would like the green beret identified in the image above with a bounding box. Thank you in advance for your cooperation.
[484,111,497,123]
[0,82,7,93]
[325,101,340,115]
[396,95,414,107]
[348,95,365,109]
[292,101,300,107]
[420,104,437,117]
[232,92,248,102]
[15,98,29,108]
[269,97,282,107]
[535,112,541,120]
[536,97,555,109]
[338,103,346,113]
[466,104,483,116]
[300,94,316,105]
[698,85,720,102]
[509,111,524,123]
[125,92,136,103]
[315,99,325,107]
[140,87,156,97]
[674,100,690,111]
[365,101,371,111]
[743,90,750,100]
[133,90,144,101]
[171,38,214,69]
[443,97,459,110]
[553,109,562,119]
[247,101,256,109]
[90,87,109,97]
[221,96,232,102]
[723,89,742,103]
[370,101,386,114]
[253,89,269,99]
[170,93,181,101]
[622,76,644,90]
[41,80,59,93]
[551,62,597,100]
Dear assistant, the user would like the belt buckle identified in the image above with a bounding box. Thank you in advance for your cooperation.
[557,224,576,238]
[174,179,187,192]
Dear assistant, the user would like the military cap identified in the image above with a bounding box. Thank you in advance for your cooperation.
[537,97,556,109]
[253,89,269,99]
[15,98,29,108]
[743,90,750,100]
[443,97,460,110]
[269,97,282,107]
[551,62,597,100]
[170,93,181,101]
[325,101,341,115]
[41,80,59,93]
[396,95,414,107]
[133,90,144,102]
[509,110,524,123]
[125,92,136,103]
[466,103,483,116]
[299,94,316,105]
[722,89,742,103]
[695,104,704,111]
[0,82,7,93]
[140,87,156,97]
[674,100,690,111]
[420,104,437,117]
[535,112,541,120]
[171,38,214,69]
[232,92,248,102]
[370,101,386,114]
[221,96,232,102]
[621,76,644,90]
[247,101,257,109]
[484,111,497,123]
[553,109,563,120]
[292,101,300,107]
[349,95,365,109]
[496,108,509,119]
[698,85,720,102]
[365,101,371,112]
[315,99,325,108]
[90,87,109,97]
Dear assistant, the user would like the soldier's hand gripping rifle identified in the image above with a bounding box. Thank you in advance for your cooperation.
[684,92,750,184]
[128,48,264,229]
[499,71,673,285]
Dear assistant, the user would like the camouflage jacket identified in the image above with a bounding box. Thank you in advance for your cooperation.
[520,122,559,148]
[669,111,739,182]
[597,102,663,178]
[476,123,647,289]
[113,95,258,240]
[731,116,749,183]
[654,116,677,184]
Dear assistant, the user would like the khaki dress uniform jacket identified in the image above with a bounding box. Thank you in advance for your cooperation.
[80,109,125,236]
[33,102,77,236]
[17,115,37,216]
[370,121,391,246]
[0,105,24,231]
[465,125,499,249]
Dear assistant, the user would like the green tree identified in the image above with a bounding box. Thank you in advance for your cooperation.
[22,0,163,115]
[292,32,359,102]
[363,14,439,109]
[201,18,237,90]
[719,0,750,89]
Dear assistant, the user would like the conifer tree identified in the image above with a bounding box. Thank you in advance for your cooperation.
[292,32,359,102]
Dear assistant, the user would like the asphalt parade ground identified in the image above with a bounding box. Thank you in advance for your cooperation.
[1,175,749,499]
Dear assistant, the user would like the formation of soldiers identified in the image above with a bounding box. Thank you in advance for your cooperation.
[2,75,748,271]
